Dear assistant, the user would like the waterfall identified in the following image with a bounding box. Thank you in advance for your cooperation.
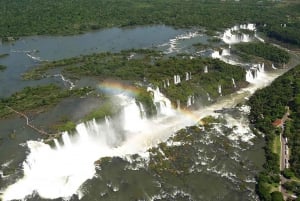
[3,63,284,201]
[272,63,277,69]
[147,87,174,116]
[122,99,145,133]
[174,75,181,85]
[163,80,166,88]
[167,79,170,87]
[185,72,192,81]
[177,75,181,84]
[177,99,180,110]
[218,85,222,96]
[245,63,266,84]
[186,95,194,107]
[207,93,211,102]
[105,116,110,127]
[54,139,61,150]
[232,78,237,88]
[53,74,75,90]
[139,102,147,119]
[222,23,256,44]
[204,66,208,73]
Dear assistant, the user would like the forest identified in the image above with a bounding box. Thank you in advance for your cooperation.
[234,42,290,64]
[0,0,299,49]
[248,64,300,200]
[0,84,92,119]
[22,49,246,107]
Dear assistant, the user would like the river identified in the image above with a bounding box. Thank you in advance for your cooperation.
[0,25,296,201]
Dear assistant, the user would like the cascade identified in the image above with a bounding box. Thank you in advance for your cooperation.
[232,78,237,88]
[186,72,189,81]
[105,116,110,127]
[187,96,191,107]
[163,80,166,88]
[177,99,180,110]
[218,85,222,96]
[245,63,266,84]
[222,23,256,44]
[62,132,72,147]
[174,75,181,85]
[246,70,255,83]
[167,79,170,87]
[139,102,147,119]
[147,87,174,116]
[221,48,230,56]
[54,139,61,150]
[189,72,192,80]
[177,75,181,84]
[3,62,283,201]
[122,99,145,133]
[204,66,208,73]
[272,63,277,69]
[53,74,75,90]
[207,93,211,102]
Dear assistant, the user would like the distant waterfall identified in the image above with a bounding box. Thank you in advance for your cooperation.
[232,78,237,88]
[218,85,222,96]
[245,63,265,84]
[187,95,195,107]
[185,72,192,81]
[174,75,181,85]
[177,99,180,110]
[222,23,256,44]
[207,93,211,102]
[272,63,277,69]
[53,74,75,90]
[204,66,208,73]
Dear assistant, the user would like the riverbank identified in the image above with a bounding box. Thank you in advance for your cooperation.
[248,62,300,200]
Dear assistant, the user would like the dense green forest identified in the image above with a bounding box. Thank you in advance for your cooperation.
[234,42,290,64]
[0,0,299,47]
[248,64,300,200]
[0,84,92,119]
[23,49,246,107]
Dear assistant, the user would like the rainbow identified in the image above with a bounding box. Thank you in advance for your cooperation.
[98,80,205,124]
[98,80,142,97]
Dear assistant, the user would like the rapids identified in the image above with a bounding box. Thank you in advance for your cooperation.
[1,66,285,200]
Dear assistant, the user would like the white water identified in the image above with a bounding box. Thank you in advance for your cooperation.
[204,66,208,73]
[222,23,255,44]
[1,67,285,201]
[246,63,265,84]
[53,74,75,90]
[26,53,44,62]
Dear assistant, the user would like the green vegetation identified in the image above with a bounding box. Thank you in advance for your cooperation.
[0,53,9,58]
[248,64,300,200]
[273,135,281,156]
[23,49,246,107]
[271,191,284,201]
[283,181,300,196]
[84,101,119,122]
[0,64,7,71]
[53,121,76,133]
[259,22,300,48]
[234,42,290,64]
[0,0,298,39]
[0,84,93,119]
